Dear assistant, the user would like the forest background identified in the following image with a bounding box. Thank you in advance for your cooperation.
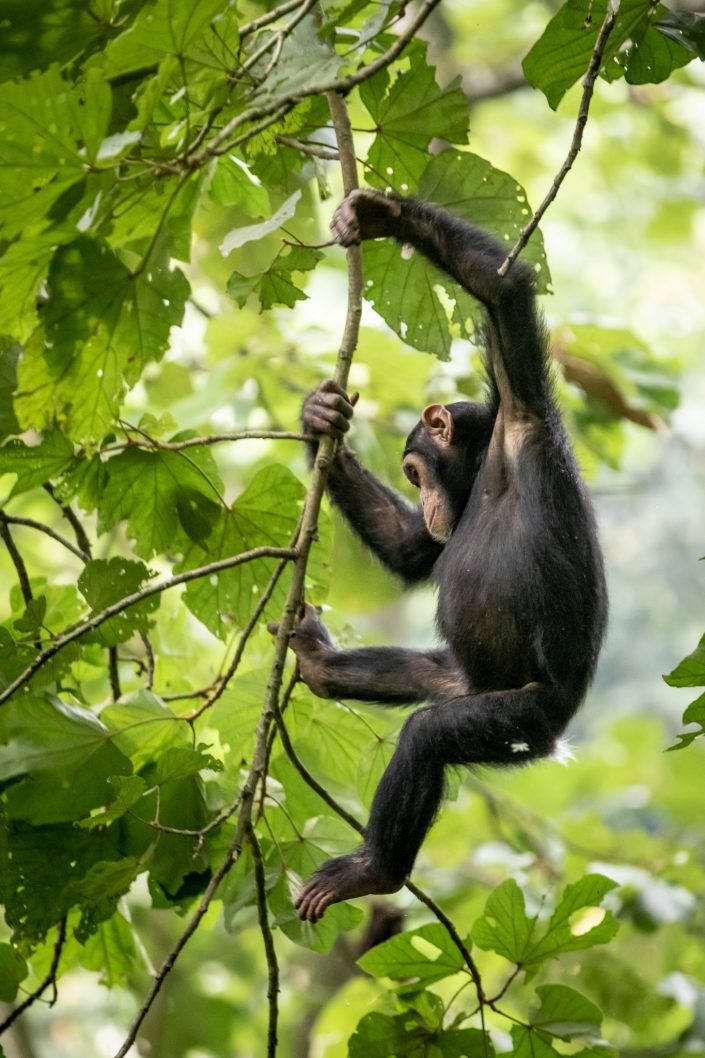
[1,1,705,1056]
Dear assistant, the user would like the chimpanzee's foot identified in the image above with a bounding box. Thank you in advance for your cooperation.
[295,852,404,922]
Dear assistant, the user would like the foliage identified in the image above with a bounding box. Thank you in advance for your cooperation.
[0,0,703,1056]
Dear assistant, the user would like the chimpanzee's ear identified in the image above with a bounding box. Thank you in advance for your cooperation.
[421,404,454,445]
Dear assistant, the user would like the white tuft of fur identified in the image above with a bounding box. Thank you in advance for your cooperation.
[510,741,530,754]
[551,738,576,766]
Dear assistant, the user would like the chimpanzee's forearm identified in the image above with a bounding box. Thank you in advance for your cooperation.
[323,446,441,583]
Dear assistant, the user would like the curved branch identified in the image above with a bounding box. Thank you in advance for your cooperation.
[498,0,620,277]
[0,546,297,707]
[0,918,66,1034]
[0,514,88,562]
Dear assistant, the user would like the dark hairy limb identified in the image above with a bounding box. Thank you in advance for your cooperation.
[332,190,552,419]
[296,681,560,921]
[302,380,441,582]
[269,604,464,704]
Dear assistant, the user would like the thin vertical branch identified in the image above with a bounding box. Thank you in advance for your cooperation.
[497,0,620,277]
[248,825,279,1058]
[0,512,33,607]
[113,90,365,1058]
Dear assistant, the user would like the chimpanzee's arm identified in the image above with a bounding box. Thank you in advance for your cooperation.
[303,381,442,583]
[332,191,552,421]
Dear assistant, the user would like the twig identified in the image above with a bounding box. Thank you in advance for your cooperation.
[108,647,121,702]
[0,512,33,608]
[140,633,155,690]
[406,881,486,1005]
[497,0,620,277]
[240,0,319,79]
[0,515,87,561]
[0,546,297,707]
[187,555,292,721]
[101,430,313,455]
[187,0,443,166]
[240,0,306,40]
[276,135,339,160]
[0,918,67,1034]
[42,483,92,559]
[248,825,280,1058]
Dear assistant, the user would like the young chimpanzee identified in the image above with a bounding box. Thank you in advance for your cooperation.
[279,190,607,922]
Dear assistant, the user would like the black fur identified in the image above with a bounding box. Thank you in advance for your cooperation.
[290,192,608,920]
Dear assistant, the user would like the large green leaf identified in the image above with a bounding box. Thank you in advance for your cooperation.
[530,984,603,1041]
[362,150,549,360]
[0,695,132,824]
[101,0,229,76]
[180,464,305,639]
[523,0,691,110]
[98,439,224,559]
[15,238,189,443]
[0,430,74,497]
[227,245,323,311]
[0,66,111,238]
[357,921,466,984]
[77,557,159,646]
[361,52,468,190]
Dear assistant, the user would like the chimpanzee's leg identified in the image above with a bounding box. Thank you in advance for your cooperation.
[295,682,565,921]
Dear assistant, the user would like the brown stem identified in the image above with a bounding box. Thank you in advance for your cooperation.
[248,825,280,1058]
[497,0,619,277]
[0,918,67,1034]
[0,546,297,707]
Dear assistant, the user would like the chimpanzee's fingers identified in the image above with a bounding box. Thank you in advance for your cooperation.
[330,197,361,246]
[307,405,352,436]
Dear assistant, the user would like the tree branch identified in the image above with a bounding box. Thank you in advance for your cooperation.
[101,430,313,455]
[248,825,280,1058]
[186,0,443,167]
[0,546,297,707]
[113,88,366,1058]
[0,918,66,1034]
[0,515,87,562]
[497,0,620,277]
[0,512,33,608]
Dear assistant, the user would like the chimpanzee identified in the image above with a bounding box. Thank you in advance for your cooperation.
[276,189,607,922]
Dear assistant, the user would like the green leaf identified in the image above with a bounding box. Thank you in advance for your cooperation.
[15,238,189,443]
[101,691,192,771]
[78,911,142,987]
[523,0,651,110]
[0,66,111,238]
[0,695,132,824]
[0,341,20,441]
[209,155,270,216]
[0,430,74,497]
[510,1025,558,1058]
[472,878,537,962]
[668,691,705,751]
[179,464,304,639]
[101,0,229,77]
[657,11,705,59]
[98,441,223,559]
[227,245,323,311]
[664,634,705,687]
[530,984,603,1041]
[357,922,466,984]
[436,1029,496,1058]
[77,557,159,646]
[617,11,693,85]
[524,874,619,964]
[348,1012,427,1058]
[361,52,468,190]
[0,943,28,1001]
[77,775,148,829]
[67,857,141,942]
[0,695,129,781]
[362,150,549,360]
